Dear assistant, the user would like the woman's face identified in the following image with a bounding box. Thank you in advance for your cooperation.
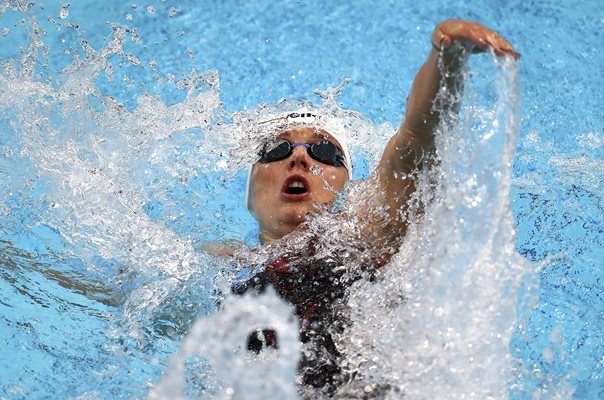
[249,127,350,242]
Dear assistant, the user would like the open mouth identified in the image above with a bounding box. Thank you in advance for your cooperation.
[281,175,310,199]
[286,180,307,195]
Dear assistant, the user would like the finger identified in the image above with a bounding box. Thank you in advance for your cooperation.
[499,38,520,59]
[484,33,502,54]
[487,34,520,60]
[488,39,507,57]
[472,37,489,53]
[467,32,489,54]
[432,28,452,50]
[456,26,488,54]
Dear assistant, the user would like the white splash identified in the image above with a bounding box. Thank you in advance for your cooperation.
[0,13,229,340]
[149,289,300,400]
[338,57,539,399]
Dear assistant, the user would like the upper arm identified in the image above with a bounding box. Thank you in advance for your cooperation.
[349,124,427,257]
[354,51,445,254]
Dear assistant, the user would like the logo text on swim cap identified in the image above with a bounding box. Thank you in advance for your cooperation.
[286,112,316,124]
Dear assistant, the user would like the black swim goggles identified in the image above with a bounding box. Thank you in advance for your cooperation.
[258,139,347,168]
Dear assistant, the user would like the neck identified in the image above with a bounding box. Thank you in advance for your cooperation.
[259,230,279,244]
[260,222,309,244]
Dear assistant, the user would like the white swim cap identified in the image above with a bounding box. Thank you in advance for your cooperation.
[245,108,352,211]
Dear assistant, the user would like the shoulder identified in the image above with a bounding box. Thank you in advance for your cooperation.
[197,240,241,258]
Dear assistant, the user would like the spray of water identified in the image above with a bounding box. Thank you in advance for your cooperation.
[1,6,232,346]
[334,56,540,399]
[149,288,300,400]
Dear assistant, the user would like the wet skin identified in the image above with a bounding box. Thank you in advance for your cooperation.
[248,128,349,243]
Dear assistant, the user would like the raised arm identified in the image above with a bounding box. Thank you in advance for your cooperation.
[363,20,518,252]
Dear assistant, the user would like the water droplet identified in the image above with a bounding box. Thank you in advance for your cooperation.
[125,13,133,21]
[169,7,177,17]
[127,55,140,65]
[58,3,70,19]
[1,28,9,38]
[146,5,155,13]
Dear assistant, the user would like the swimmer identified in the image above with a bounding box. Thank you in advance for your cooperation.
[231,19,518,397]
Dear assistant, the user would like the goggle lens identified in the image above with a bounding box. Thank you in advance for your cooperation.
[259,140,345,168]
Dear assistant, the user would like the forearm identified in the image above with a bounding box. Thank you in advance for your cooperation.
[375,46,467,204]
[382,18,519,174]
[401,46,467,149]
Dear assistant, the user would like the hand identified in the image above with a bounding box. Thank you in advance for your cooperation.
[431,19,519,60]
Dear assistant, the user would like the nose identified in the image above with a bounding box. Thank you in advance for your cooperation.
[288,144,310,170]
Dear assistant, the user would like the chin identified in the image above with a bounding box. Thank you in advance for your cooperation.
[283,213,307,227]
[277,211,307,230]
[286,201,315,216]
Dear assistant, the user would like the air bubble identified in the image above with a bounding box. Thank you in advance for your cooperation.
[1,28,8,38]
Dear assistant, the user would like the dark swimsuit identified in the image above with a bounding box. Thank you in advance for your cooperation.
[232,251,384,396]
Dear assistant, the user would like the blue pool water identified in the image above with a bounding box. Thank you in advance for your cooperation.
[1,0,602,399]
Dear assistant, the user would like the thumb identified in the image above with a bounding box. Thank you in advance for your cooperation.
[432,29,452,49]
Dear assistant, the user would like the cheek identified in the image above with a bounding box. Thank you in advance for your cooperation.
[252,164,283,200]
[253,164,277,185]
[325,169,348,190]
